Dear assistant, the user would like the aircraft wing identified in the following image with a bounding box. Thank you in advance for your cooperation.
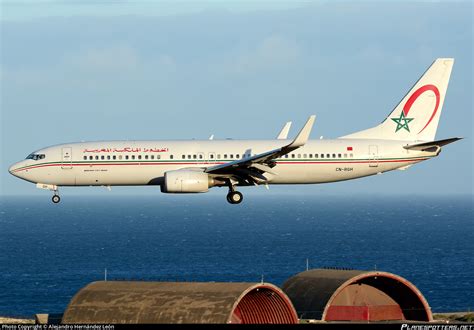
[205,115,315,184]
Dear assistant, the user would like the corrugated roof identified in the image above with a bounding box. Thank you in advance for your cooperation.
[62,281,298,324]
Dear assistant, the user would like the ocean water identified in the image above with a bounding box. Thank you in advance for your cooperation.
[0,194,472,317]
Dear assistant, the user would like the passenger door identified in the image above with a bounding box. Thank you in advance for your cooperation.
[61,147,73,169]
[369,145,378,167]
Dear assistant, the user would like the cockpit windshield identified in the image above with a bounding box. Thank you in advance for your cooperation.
[26,153,45,161]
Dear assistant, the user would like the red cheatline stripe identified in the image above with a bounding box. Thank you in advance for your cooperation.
[12,158,429,173]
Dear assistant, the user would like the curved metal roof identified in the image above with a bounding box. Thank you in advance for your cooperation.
[62,281,298,324]
[282,269,432,321]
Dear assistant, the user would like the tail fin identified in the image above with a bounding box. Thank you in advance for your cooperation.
[341,58,454,141]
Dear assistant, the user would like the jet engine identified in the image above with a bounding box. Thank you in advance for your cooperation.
[162,170,213,193]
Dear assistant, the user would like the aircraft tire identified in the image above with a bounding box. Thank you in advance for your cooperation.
[227,191,243,204]
[52,195,61,204]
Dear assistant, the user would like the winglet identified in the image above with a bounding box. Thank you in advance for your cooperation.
[288,115,316,148]
[277,121,292,139]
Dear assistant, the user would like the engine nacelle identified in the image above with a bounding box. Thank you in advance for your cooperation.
[162,170,211,193]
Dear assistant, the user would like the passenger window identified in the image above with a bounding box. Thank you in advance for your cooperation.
[304,154,307,158]
[95,155,99,160]
[321,154,324,158]
[131,155,135,160]
[309,154,312,158]
[224,154,227,159]
[193,155,197,159]
[217,154,220,159]
[230,154,233,159]
[40,154,45,159]
[188,155,191,159]
[170,155,174,159]
[210,154,214,159]
[236,154,239,158]
[338,154,341,158]
[83,156,87,160]
[151,155,154,160]
[327,154,330,158]
[113,155,116,160]
[344,153,347,158]
[291,154,295,158]
[157,155,161,160]
[298,154,301,158]
[285,155,289,158]
[138,155,142,160]
[315,154,318,159]
[145,155,148,160]
[350,153,353,158]
[118,155,122,160]
[89,156,93,160]
[125,155,129,160]
[199,154,203,159]
[182,155,185,159]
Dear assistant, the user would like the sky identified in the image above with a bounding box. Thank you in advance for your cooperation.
[0,1,472,197]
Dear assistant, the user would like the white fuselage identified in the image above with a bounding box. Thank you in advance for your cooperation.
[9,139,436,187]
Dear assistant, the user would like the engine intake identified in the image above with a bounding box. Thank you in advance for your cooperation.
[162,170,211,193]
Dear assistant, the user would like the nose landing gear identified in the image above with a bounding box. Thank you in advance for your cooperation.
[36,183,61,204]
[52,194,61,204]
[51,187,60,204]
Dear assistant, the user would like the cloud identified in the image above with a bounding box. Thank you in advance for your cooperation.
[229,35,302,74]
[65,45,140,72]
[1,3,472,195]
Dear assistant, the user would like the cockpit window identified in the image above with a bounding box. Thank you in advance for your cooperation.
[26,153,45,161]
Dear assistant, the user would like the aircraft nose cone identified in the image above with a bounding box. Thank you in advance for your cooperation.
[8,163,19,176]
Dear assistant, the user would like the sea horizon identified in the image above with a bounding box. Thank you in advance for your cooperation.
[0,194,472,317]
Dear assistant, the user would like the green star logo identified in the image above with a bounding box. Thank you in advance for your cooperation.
[391,111,414,133]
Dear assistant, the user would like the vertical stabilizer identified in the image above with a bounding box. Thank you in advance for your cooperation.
[341,58,454,141]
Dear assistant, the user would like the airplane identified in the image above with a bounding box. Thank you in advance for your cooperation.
[9,58,461,204]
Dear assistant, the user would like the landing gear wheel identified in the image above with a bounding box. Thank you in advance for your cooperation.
[52,195,61,204]
[226,191,243,204]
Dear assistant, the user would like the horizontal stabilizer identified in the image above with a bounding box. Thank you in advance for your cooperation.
[403,137,462,151]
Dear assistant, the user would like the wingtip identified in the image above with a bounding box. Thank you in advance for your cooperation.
[288,115,316,148]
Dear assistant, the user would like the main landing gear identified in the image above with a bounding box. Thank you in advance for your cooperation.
[226,182,243,204]
[227,191,243,204]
